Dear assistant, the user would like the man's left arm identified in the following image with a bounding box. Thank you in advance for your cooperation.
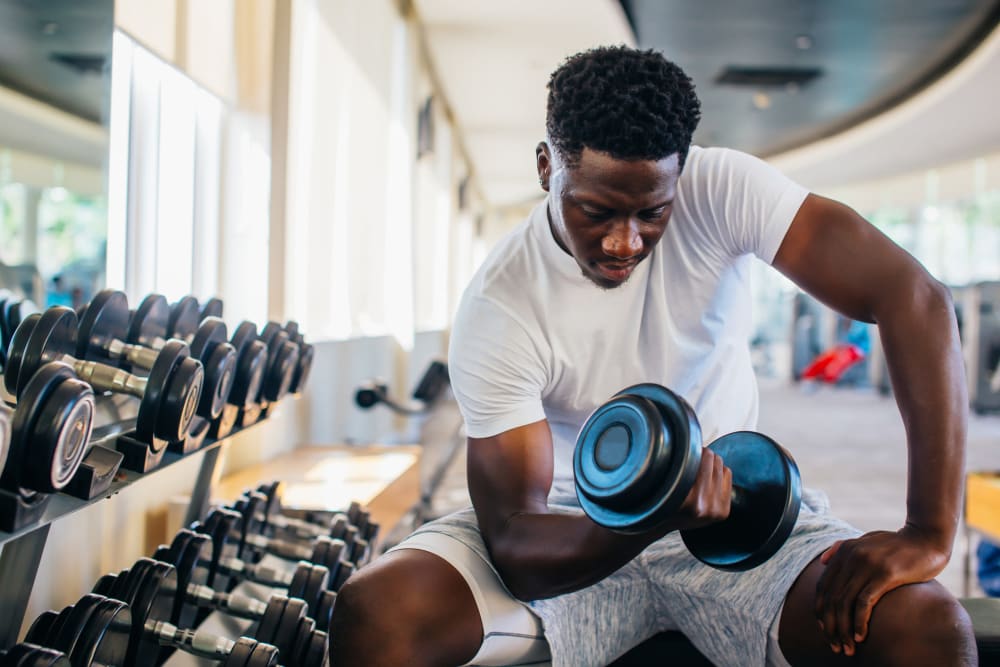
[772,193,967,654]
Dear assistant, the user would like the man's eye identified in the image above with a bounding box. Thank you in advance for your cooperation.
[641,207,667,220]
[582,209,609,220]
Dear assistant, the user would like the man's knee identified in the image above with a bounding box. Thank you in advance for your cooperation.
[864,582,976,666]
[328,549,483,667]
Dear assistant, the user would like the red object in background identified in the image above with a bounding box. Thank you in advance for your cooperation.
[800,344,865,384]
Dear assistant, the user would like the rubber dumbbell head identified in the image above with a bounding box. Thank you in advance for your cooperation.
[574,383,801,570]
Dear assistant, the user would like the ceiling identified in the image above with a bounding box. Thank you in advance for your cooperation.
[416,0,1000,208]
[621,0,1000,157]
[0,0,114,124]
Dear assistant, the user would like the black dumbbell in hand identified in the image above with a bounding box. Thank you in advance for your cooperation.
[574,383,801,570]
[6,308,203,444]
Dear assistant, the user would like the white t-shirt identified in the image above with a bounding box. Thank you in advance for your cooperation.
[448,146,809,500]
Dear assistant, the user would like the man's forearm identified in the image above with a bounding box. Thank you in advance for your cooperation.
[878,278,967,552]
[487,510,671,601]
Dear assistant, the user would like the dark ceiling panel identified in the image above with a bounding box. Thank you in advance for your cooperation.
[0,0,114,123]
[619,0,1000,156]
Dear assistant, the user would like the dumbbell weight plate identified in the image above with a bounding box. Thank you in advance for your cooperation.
[0,643,71,667]
[200,297,224,321]
[190,319,236,419]
[65,597,131,667]
[126,294,170,347]
[4,313,39,396]
[24,611,63,649]
[290,343,314,394]
[287,563,330,616]
[18,308,77,398]
[258,325,298,402]
[256,596,307,662]
[76,290,129,363]
[120,559,179,666]
[159,356,206,439]
[136,340,200,443]
[291,616,320,666]
[680,431,802,571]
[22,365,95,492]
[573,383,702,534]
[195,508,243,587]
[2,363,94,494]
[312,590,337,630]
[169,297,201,340]
[48,594,106,662]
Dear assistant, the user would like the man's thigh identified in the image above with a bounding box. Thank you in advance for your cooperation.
[642,489,861,667]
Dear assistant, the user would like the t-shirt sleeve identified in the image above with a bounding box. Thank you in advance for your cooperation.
[447,294,548,438]
[689,147,809,264]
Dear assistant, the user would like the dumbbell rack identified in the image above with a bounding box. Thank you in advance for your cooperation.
[0,389,260,650]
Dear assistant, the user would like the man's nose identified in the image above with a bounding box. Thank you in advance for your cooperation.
[602,220,642,259]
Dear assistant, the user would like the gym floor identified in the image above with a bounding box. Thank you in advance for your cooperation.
[424,379,1000,598]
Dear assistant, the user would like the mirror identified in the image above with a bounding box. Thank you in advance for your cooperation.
[0,0,114,313]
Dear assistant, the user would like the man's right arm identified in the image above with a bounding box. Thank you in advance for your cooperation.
[469,419,732,601]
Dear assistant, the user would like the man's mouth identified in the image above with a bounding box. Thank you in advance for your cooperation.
[594,260,637,282]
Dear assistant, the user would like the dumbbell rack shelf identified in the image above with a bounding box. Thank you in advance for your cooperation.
[0,390,266,649]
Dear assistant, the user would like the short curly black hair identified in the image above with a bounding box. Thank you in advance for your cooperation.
[546,46,701,167]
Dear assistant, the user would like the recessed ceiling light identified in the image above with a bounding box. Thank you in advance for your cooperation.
[752,92,771,110]
[796,34,813,50]
[41,22,59,36]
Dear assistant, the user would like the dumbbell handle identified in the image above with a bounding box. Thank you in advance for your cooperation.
[146,619,235,660]
[185,582,268,620]
[213,556,292,588]
[106,338,162,371]
[64,356,147,398]
[245,532,312,561]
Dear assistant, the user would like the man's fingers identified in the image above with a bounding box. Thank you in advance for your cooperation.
[853,581,887,643]
[819,540,843,565]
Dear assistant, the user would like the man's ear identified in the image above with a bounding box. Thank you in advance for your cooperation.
[536,142,552,191]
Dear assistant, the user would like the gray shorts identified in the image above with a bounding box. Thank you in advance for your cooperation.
[390,488,861,667]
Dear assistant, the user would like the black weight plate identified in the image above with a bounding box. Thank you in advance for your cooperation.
[50,595,104,659]
[290,343,314,394]
[272,597,307,660]
[22,373,94,492]
[312,590,337,630]
[173,530,211,627]
[255,596,288,648]
[159,357,204,441]
[9,300,38,340]
[2,643,70,667]
[24,611,60,646]
[327,516,348,540]
[200,297,224,321]
[198,343,235,419]
[681,431,802,571]
[301,564,329,615]
[135,340,186,441]
[76,290,129,363]
[287,564,311,604]
[126,294,169,347]
[310,537,345,573]
[190,318,229,359]
[4,313,40,396]
[123,559,177,666]
[246,641,281,667]
[168,297,201,341]
[3,362,77,492]
[259,322,283,349]
[73,597,130,667]
[0,408,10,491]
[91,574,118,598]
[299,627,328,667]
[283,321,300,339]
[291,615,317,666]
[231,340,267,408]
[260,339,297,403]
[19,308,77,398]
[574,383,702,534]
[221,636,255,667]
[331,561,355,593]
[0,298,13,349]
[230,322,258,356]
[196,508,242,587]
[256,480,283,513]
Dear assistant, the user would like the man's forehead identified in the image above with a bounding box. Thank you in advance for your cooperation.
[565,148,681,199]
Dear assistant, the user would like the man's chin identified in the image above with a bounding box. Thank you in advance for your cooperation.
[582,266,630,290]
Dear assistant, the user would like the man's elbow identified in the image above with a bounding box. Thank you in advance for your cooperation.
[489,537,550,602]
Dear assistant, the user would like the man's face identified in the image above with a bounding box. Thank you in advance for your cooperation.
[538,144,681,289]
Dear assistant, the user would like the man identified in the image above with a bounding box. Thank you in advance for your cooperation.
[330,46,975,666]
